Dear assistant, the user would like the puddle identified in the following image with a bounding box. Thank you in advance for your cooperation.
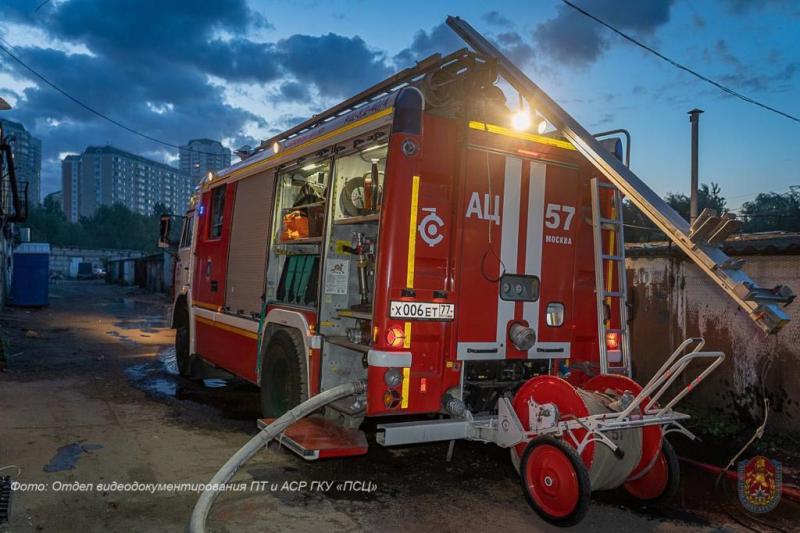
[105,330,141,346]
[113,316,167,333]
[98,296,167,320]
[125,347,260,420]
[43,442,103,472]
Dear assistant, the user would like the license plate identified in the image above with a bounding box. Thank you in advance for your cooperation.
[389,301,455,321]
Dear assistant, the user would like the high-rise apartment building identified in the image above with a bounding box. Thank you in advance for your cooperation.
[179,139,231,184]
[70,146,192,218]
[61,154,81,222]
[0,119,42,205]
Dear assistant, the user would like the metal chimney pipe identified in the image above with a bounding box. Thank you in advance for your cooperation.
[688,109,703,223]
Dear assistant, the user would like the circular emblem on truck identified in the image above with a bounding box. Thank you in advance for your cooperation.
[402,139,418,156]
[418,208,444,247]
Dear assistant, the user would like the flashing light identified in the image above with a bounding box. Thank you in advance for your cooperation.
[272,141,281,154]
[605,331,620,351]
[511,110,531,132]
[537,119,548,135]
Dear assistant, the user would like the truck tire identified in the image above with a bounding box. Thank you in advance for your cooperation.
[175,306,192,377]
[260,331,308,418]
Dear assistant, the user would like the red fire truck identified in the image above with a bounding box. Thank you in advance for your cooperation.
[164,18,794,526]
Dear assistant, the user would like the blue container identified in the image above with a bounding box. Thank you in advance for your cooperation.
[11,243,50,307]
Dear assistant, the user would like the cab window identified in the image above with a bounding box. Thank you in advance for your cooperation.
[209,186,225,239]
[180,215,194,248]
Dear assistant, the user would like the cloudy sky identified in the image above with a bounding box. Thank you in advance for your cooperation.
[1,0,798,211]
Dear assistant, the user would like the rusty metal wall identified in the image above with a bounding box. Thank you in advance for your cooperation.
[626,254,800,432]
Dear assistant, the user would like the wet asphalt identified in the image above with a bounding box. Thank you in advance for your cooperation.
[1,281,796,532]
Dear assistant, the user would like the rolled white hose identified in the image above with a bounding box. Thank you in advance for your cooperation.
[189,380,365,533]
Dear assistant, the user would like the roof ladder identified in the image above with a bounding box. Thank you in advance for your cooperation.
[447,16,795,334]
[591,179,632,375]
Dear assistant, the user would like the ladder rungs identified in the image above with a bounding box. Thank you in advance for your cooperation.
[604,328,626,334]
[601,254,624,261]
[599,217,622,226]
[597,182,619,190]
[602,291,625,298]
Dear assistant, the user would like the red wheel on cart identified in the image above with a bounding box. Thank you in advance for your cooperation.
[510,376,594,474]
[520,437,591,527]
[623,439,680,505]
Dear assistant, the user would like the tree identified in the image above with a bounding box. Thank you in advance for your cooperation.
[25,201,167,252]
[664,182,727,220]
[740,188,800,233]
[622,182,728,242]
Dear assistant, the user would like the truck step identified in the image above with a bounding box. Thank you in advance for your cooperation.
[258,415,368,461]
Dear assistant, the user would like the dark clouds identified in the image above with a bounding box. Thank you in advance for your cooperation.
[393,23,464,67]
[394,22,533,69]
[0,0,397,196]
[483,11,513,28]
[533,0,675,66]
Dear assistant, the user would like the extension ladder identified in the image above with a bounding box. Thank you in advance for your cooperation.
[591,178,631,375]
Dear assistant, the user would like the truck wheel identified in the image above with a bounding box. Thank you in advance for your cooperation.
[520,437,591,527]
[623,439,680,505]
[260,331,307,418]
[175,306,191,377]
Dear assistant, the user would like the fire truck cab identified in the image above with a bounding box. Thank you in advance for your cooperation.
[165,18,794,526]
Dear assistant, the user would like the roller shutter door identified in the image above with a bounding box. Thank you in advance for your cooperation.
[224,172,275,317]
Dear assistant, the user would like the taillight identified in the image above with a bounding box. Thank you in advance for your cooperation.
[606,332,620,350]
[385,327,405,348]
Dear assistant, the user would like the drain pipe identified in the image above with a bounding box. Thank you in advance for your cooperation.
[189,381,366,533]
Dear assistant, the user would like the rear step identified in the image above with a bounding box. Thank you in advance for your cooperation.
[258,415,368,461]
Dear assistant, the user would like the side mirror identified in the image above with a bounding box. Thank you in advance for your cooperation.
[159,214,175,249]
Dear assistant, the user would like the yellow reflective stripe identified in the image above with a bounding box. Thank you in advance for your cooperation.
[209,107,395,188]
[401,367,410,408]
[196,315,259,340]
[406,175,420,288]
[468,121,577,151]
[403,321,412,349]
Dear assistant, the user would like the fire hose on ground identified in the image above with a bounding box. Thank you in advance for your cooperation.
[188,380,366,533]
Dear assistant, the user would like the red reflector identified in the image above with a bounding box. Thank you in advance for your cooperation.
[383,389,401,408]
[605,332,620,350]
[386,327,405,348]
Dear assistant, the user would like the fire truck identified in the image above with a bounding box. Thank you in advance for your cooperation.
[165,18,794,526]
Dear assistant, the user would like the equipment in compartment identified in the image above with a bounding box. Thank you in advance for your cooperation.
[339,232,375,311]
[276,254,319,306]
[339,158,384,217]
